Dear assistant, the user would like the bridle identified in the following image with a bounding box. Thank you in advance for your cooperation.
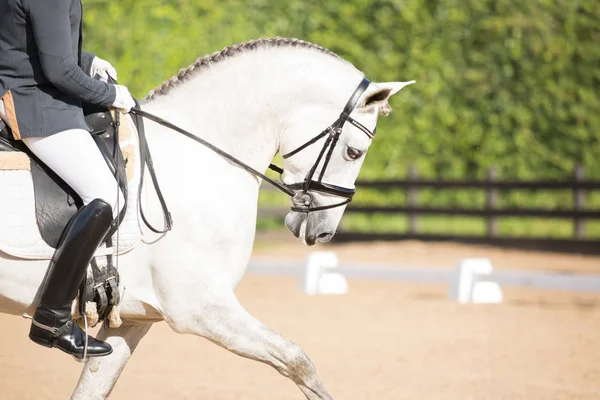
[267,77,375,213]
[130,76,375,220]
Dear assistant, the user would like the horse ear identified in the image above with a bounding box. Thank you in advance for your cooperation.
[361,81,416,116]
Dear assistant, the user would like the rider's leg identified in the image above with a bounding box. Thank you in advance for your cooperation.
[20,129,125,358]
[1,98,124,215]
[28,198,114,358]
[22,129,125,216]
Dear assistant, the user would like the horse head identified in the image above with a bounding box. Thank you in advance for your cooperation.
[279,79,415,245]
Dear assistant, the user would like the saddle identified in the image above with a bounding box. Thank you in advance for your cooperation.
[0,102,145,328]
[0,104,130,247]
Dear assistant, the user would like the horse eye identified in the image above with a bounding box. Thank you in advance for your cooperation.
[346,146,362,160]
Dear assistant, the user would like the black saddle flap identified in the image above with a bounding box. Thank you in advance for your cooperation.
[31,159,81,247]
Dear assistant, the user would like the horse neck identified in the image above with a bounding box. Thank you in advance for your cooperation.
[141,49,362,191]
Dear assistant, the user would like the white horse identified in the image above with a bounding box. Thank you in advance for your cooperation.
[0,38,414,399]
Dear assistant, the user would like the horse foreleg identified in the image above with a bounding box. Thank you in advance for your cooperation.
[71,322,152,400]
[169,289,333,400]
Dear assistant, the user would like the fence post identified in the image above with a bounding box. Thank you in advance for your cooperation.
[408,164,418,236]
[574,164,586,240]
[486,167,498,238]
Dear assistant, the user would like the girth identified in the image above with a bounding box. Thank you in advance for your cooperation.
[78,255,121,328]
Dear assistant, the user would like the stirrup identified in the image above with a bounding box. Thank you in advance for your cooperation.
[76,313,90,363]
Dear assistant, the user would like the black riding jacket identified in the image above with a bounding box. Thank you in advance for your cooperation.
[0,0,116,139]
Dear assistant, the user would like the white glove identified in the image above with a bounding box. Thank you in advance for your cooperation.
[91,56,118,82]
[112,85,136,113]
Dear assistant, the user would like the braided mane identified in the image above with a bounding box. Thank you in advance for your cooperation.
[143,37,342,102]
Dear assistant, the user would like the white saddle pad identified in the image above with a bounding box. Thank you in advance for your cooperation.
[0,113,143,260]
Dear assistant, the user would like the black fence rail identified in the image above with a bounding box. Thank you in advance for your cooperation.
[259,165,600,254]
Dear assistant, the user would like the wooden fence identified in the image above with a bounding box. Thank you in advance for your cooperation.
[259,165,600,254]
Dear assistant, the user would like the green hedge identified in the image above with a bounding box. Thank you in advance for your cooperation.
[81,0,600,237]
[82,0,599,181]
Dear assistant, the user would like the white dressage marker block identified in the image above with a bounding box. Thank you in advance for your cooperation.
[448,258,503,304]
[302,251,348,295]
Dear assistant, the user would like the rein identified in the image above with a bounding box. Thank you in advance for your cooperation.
[129,76,374,220]
[130,108,295,198]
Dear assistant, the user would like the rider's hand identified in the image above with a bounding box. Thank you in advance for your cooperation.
[91,56,118,82]
[111,85,136,113]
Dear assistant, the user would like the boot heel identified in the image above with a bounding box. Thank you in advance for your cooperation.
[28,333,54,349]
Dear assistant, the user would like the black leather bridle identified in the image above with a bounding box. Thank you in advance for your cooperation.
[267,77,374,212]
[130,76,374,217]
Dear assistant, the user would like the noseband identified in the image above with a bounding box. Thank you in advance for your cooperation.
[130,77,375,217]
[268,77,375,213]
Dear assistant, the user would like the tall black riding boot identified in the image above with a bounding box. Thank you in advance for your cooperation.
[29,198,114,358]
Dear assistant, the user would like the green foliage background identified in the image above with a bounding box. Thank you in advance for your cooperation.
[81,0,600,238]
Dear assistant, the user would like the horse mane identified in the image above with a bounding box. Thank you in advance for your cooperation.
[143,37,343,102]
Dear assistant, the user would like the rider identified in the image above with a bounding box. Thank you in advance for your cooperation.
[0,0,136,358]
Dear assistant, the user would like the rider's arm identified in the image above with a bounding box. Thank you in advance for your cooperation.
[80,52,97,77]
[25,0,116,107]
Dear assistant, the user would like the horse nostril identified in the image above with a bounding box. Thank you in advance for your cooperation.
[317,232,333,243]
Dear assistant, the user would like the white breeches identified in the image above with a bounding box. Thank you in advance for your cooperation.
[1,99,123,217]
[22,130,125,217]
